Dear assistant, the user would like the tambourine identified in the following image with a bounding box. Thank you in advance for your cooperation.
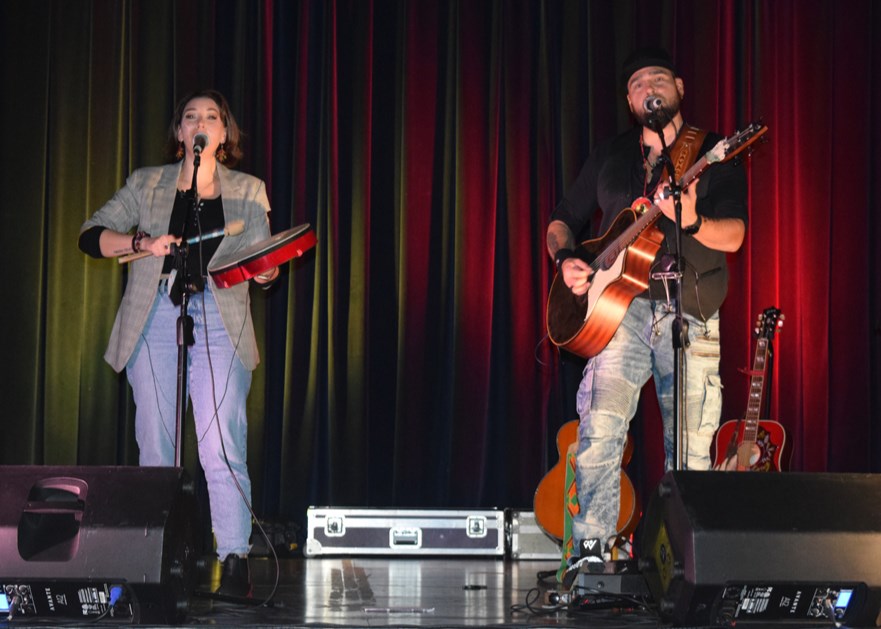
[208,223,316,288]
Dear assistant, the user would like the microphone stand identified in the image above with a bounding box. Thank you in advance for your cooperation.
[174,149,260,608]
[648,113,689,471]
[172,149,202,467]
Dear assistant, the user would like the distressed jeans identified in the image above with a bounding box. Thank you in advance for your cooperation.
[573,298,722,550]
[127,284,253,560]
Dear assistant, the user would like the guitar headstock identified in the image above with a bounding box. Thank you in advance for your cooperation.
[708,121,769,165]
[755,306,784,340]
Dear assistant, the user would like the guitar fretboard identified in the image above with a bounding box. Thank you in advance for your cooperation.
[593,152,711,272]
[742,338,769,442]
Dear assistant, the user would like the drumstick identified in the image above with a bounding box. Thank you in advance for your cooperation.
[117,220,245,264]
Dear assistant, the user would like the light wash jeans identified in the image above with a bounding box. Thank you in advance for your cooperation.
[573,298,722,551]
[127,284,253,560]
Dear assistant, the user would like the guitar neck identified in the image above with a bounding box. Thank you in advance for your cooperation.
[741,338,770,442]
[595,152,712,271]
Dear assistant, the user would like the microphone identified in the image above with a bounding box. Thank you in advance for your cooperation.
[193,132,209,155]
[643,96,663,113]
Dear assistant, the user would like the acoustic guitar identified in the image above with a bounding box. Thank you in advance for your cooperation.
[713,307,788,471]
[546,122,768,359]
[533,420,639,543]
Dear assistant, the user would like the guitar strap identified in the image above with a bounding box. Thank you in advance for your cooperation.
[664,123,707,184]
[640,123,706,251]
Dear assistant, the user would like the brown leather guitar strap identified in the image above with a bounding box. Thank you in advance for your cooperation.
[641,124,706,240]
[666,124,706,183]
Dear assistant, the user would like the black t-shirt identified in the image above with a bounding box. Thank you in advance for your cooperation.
[550,125,748,320]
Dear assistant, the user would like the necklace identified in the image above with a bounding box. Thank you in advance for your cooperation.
[640,134,660,168]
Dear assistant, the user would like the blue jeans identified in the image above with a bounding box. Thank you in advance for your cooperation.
[573,298,722,549]
[127,284,253,560]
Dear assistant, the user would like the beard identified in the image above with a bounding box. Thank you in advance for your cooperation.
[635,93,682,129]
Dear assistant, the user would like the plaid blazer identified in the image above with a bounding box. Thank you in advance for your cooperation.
[81,162,272,372]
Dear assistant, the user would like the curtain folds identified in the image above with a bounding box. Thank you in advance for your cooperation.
[1,0,878,526]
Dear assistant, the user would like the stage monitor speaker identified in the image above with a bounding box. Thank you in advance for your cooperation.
[0,465,201,624]
[639,471,881,627]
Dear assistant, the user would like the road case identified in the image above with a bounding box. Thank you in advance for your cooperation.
[304,507,505,557]
[506,510,562,560]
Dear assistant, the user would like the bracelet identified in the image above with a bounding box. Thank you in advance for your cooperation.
[554,248,576,269]
[681,214,702,235]
[131,231,149,253]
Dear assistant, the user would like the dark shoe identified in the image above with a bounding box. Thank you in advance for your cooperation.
[578,538,606,565]
[216,554,252,598]
[561,538,606,590]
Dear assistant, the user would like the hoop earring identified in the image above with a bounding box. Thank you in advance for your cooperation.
[216,144,228,164]
[175,142,184,160]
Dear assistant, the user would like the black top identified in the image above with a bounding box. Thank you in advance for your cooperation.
[162,191,225,275]
[162,192,225,301]
[550,126,748,320]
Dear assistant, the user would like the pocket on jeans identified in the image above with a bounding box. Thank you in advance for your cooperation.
[689,316,720,359]
[699,372,723,434]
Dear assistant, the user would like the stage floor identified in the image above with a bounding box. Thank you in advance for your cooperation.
[3,554,870,627]
[186,555,662,628]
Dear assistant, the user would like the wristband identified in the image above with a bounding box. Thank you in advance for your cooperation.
[131,231,149,253]
[681,214,702,235]
[554,248,576,269]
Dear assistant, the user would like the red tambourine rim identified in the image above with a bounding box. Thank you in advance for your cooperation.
[209,227,316,288]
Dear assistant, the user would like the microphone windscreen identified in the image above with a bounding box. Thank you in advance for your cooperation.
[193,132,209,151]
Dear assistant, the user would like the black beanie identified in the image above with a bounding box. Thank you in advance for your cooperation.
[620,46,677,91]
